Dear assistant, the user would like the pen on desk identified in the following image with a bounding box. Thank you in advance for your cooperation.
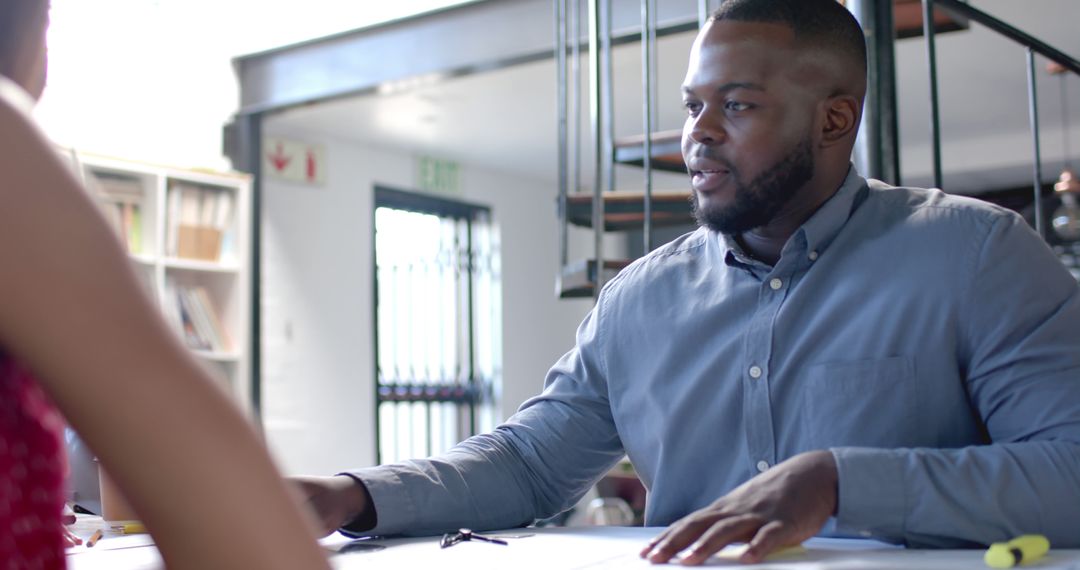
[86,529,104,548]
[984,534,1049,568]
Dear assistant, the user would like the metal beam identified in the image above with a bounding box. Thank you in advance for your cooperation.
[232,0,702,116]
[848,0,901,185]
[222,113,264,423]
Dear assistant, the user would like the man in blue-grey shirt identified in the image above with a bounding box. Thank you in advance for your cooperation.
[296,0,1080,564]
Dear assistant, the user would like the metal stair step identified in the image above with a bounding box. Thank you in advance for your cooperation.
[557,259,631,299]
[612,130,684,173]
[566,190,694,230]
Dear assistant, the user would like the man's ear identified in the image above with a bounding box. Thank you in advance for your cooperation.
[820,95,860,146]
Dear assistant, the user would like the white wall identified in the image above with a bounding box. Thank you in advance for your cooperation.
[260,124,599,475]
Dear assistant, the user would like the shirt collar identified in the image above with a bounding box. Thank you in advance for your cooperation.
[794,164,868,259]
[718,164,868,269]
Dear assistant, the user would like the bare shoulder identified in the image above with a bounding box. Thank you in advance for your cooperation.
[0,95,84,203]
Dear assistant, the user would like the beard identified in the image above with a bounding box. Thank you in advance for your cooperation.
[690,135,815,235]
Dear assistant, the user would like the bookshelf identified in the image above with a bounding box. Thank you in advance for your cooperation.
[72,152,253,414]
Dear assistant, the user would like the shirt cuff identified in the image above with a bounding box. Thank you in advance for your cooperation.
[830,447,907,542]
[336,473,377,534]
[339,466,419,536]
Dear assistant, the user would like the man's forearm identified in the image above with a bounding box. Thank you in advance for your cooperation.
[833,441,1080,547]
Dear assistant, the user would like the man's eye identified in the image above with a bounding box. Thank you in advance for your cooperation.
[684,101,702,116]
[724,101,751,112]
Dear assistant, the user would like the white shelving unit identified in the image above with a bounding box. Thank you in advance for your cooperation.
[71,152,253,414]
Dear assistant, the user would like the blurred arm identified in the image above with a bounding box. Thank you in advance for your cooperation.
[0,100,329,569]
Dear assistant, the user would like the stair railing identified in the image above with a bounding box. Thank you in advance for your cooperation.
[923,0,1080,241]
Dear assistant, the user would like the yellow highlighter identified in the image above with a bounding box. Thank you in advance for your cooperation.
[110,522,147,534]
[984,535,1049,568]
[121,522,147,534]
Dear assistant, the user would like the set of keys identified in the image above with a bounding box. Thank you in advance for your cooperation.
[440,528,527,548]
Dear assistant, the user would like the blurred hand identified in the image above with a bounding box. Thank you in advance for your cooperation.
[640,450,837,565]
[290,475,370,538]
[61,526,82,548]
[61,504,81,547]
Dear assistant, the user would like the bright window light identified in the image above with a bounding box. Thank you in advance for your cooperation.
[34,0,478,169]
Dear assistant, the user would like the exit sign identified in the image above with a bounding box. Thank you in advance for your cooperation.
[415,156,460,195]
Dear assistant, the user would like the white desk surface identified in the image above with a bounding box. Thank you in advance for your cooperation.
[67,524,1080,569]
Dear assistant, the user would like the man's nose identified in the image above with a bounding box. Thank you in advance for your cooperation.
[686,110,725,145]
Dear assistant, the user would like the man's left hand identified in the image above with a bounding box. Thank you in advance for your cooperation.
[639,450,838,566]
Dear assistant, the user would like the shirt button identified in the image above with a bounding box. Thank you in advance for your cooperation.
[756,460,770,473]
[748,366,762,379]
[769,278,783,290]
[808,251,819,261]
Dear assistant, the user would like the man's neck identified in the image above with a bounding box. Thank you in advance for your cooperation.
[734,168,849,266]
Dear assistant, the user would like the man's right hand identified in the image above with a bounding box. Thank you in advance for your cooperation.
[290,475,370,537]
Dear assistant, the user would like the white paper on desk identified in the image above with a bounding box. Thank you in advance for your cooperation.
[329,527,1080,570]
[67,534,155,555]
[331,526,654,570]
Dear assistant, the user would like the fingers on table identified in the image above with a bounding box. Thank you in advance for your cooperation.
[641,516,795,566]
[641,517,710,563]
[639,528,671,558]
[741,520,789,564]
[640,515,745,564]
[675,515,760,566]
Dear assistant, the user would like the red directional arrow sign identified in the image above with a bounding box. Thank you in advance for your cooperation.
[262,137,325,186]
[267,142,291,172]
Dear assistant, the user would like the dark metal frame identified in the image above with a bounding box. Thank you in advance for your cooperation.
[221,114,265,419]
[849,0,901,186]
[641,0,657,254]
[370,186,491,465]
[921,0,943,190]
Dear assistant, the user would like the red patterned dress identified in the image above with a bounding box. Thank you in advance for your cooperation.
[0,356,67,569]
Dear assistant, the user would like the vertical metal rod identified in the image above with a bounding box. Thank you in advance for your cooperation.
[425,402,433,457]
[241,113,264,425]
[465,217,477,435]
[1027,48,1046,240]
[556,0,569,268]
[848,1,878,180]
[649,0,658,132]
[641,0,654,254]
[878,0,900,185]
[599,0,615,298]
[698,0,709,29]
[372,215,381,464]
[1061,75,1072,170]
[589,0,605,300]
[922,0,944,189]
[571,0,582,203]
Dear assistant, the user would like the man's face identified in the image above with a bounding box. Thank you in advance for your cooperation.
[681,20,818,234]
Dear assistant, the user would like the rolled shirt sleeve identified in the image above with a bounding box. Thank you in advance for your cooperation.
[346,293,626,537]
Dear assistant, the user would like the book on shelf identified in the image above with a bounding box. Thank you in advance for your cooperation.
[164,279,231,353]
[166,182,236,263]
[87,171,143,254]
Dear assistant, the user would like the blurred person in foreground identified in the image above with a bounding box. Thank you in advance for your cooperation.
[0,1,331,568]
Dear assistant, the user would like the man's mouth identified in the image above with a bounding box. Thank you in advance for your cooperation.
[691,168,731,193]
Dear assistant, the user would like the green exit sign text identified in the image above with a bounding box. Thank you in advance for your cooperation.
[415,156,460,195]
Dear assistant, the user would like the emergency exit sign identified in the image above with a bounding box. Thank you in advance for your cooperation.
[415,156,460,195]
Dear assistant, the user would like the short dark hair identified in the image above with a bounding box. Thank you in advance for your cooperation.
[711,0,867,78]
[0,0,49,81]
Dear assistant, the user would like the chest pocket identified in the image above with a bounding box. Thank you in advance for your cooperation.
[801,356,918,448]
